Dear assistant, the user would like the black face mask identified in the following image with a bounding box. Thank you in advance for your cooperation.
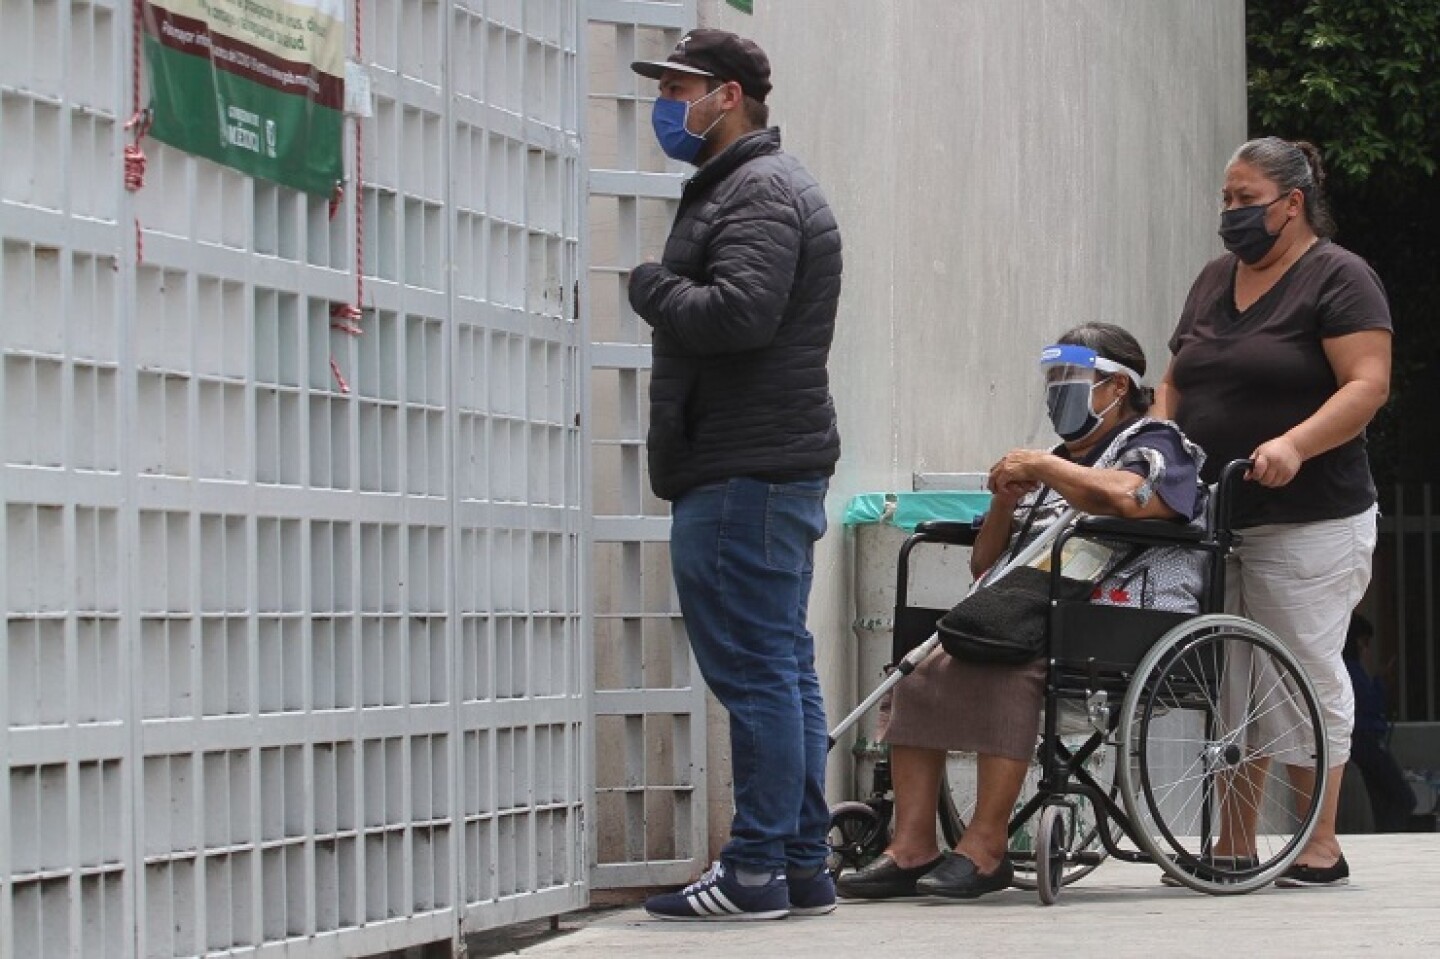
[1218,195,1289,264]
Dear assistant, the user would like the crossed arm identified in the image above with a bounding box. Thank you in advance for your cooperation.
[970,451,1181,577]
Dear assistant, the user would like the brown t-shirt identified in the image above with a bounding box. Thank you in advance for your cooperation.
[1167,240,1392,527]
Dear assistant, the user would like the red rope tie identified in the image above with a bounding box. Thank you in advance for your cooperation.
[330,302,364,336]
[132,0,144,114]
[328,356,352,394]
[350,121,364,321]
[126,6,150,192]
[122,111,149,192]
[328,0,367,338]
[123,142,147,191]
[129,2,149,261]
[325,0,366,395]
[124,112,151,261]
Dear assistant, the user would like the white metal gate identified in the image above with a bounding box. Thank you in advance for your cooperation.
[584,0,709,888]
[1,1,589,955]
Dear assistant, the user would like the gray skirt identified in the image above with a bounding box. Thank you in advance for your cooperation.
[876,652,1047,762]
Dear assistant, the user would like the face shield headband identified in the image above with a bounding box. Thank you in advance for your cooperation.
[1039,343,1143,441]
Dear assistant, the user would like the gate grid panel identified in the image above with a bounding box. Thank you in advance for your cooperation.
[584,0,708,889]
[1,1,589,956]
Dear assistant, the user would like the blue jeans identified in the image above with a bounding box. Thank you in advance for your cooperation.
[670,476,830,872]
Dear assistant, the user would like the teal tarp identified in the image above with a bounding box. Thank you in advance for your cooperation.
[843,491,991,533]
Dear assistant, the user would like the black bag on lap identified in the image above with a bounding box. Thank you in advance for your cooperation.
[937,566,1095,665]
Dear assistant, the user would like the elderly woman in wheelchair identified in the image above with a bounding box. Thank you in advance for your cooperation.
[838,322,1212,901]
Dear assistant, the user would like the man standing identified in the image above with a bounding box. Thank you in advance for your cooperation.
[628,29,843,920]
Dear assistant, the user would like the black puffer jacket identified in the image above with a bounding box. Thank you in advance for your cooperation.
[628,128,843,500]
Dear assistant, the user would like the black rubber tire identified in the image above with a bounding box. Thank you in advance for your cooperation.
[826,801,885,880]
[1119,614,1328,895]
[1036,804,1067,906]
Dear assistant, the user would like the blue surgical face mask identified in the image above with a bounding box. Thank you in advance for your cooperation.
[652,85,726,164]
[1046,376,1121,442]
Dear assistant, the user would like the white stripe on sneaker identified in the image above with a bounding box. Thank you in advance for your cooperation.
[691,889,721,915]
[699,887,740,914]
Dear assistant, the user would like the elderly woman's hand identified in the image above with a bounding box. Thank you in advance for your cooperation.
[988,448,1048,500]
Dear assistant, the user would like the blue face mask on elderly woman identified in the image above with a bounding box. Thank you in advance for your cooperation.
[651,85,727,163]
[1039,344,1142,442]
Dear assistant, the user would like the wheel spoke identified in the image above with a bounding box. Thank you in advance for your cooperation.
[1121,616,1328,894]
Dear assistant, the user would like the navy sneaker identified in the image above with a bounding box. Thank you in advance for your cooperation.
[786,868,837,916]
[644,861,790,921]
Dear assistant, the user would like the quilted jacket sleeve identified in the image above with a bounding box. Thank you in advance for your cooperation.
[628,171,802,355]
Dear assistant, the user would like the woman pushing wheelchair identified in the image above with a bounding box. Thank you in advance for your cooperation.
[838,322,1208,901]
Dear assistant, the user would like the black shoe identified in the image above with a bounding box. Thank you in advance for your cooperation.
[914,851,1014,900]
[1159,853,1260,887]
[835,854,944,900]
[1275,855,1349,888]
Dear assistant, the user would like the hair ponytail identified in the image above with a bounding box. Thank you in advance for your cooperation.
[1231,136,1337,237]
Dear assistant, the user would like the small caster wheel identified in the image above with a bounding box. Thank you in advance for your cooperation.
[826,801,885,880]
[1037,805,1068,905]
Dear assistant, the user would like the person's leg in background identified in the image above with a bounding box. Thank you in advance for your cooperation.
[1350,731,1418,832]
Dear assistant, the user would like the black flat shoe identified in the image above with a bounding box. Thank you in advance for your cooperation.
[1275,855,1349,888]
[836,854,944,900]
[914,851,1014,900]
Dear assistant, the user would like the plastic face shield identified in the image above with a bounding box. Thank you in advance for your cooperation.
[1039,344,1141,439]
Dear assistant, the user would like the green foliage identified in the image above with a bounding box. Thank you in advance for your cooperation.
[1247,1,1437,730]
[1248,1,1440,484]
[1248,0,1440,182]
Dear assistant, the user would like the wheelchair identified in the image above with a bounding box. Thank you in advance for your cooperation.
[826,460,1329,903]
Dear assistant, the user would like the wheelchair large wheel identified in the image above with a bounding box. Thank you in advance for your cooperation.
[826,801,886,880]
[1119,614,1328,895]
[940,730,1120,891]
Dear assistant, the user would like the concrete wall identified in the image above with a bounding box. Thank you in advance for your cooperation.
[698,0,1246,829]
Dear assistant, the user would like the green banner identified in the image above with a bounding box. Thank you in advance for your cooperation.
[726,0,754,12]
[142,0,345,196]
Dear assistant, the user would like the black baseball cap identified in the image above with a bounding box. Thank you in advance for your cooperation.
[631,29,772,103]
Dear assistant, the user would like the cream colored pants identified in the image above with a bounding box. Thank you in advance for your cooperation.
[1223,505,1378,766]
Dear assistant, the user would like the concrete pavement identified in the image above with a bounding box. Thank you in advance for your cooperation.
[507,834,1440,958]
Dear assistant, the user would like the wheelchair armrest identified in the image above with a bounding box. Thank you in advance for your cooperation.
[1073,515,1204,546]
[912,519,981,546]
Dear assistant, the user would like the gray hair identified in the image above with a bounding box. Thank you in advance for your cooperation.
[1230,136,1337,237]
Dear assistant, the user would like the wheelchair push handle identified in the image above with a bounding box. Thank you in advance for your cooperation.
[1213,458,1255,536]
